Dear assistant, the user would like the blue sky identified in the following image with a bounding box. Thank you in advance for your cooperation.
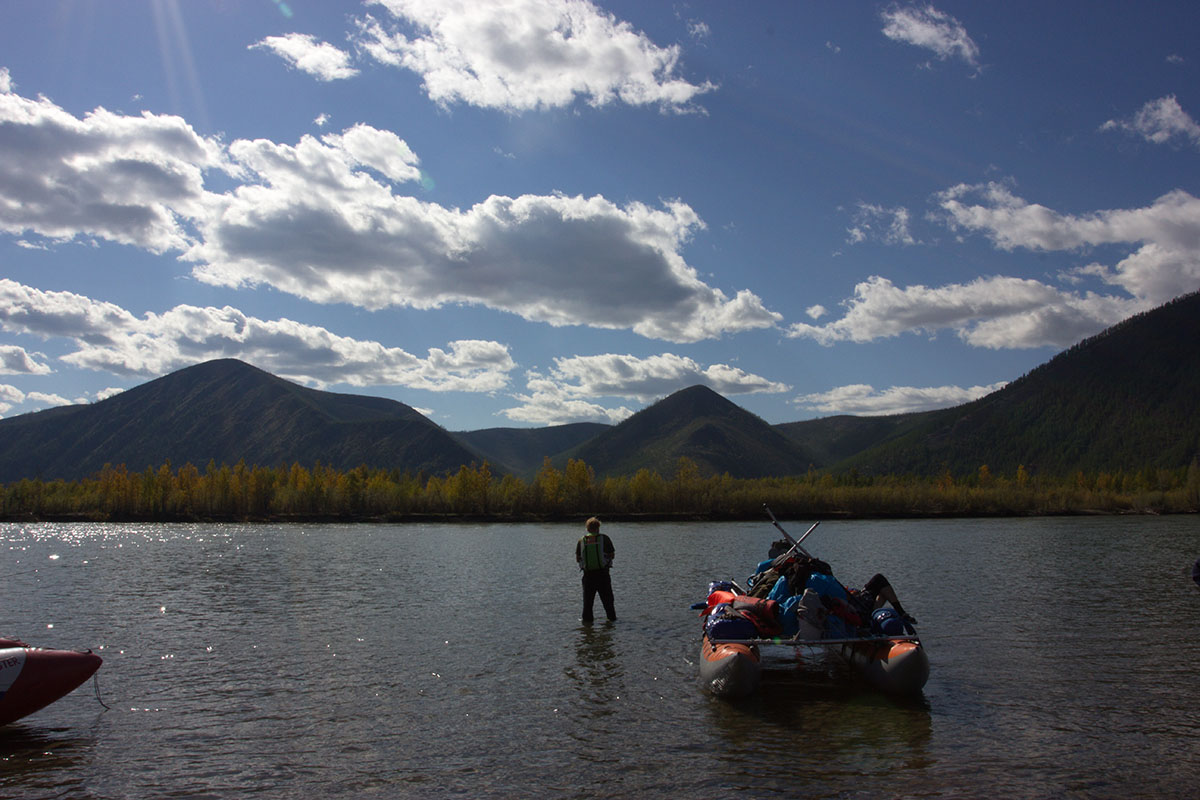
[2,1,1198,432]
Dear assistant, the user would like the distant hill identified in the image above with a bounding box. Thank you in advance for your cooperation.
[456,423,609,479]
[775,413,924,467]
[3,291,1199,485]
[565,385,815,478]
[0,359,489,482]
[828,290,1200,477]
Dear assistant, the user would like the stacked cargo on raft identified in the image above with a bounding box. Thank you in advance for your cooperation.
[695,509,929,699]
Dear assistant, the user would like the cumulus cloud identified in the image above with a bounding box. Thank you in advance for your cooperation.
[0,279,516,392]
[0,344,51,374]
[250,33,359,81]
[0,84,773,343]
[796,380,1007,416]
[0,383,24,415]
[188,150,779,340]
[1101,95,1200,148]
[502,375,634,425]
[545,352,789,400]
[935,183,1200,304]
[25,390,72,408]
[354,0,716,112]
[498,351,788,425]
[0,382,79,416]
[792,181,1200,350]
[880,3,980,69]
[787,275,1144,349]
[0,83,231,252]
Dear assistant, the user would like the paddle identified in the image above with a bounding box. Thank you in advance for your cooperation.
[763,504,818,559]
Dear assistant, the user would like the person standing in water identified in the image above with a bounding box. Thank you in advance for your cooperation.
[576,516,616,623]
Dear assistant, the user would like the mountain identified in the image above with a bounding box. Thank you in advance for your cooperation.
[824,290,1200,477]
[0,359,488,483]
[565,385,815,478]
[3,291,1199,485]
[455,423,609,478]
[775,413,925,468]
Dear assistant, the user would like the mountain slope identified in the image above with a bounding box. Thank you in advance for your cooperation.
[456,422,610,478]
[835,290,1200,477]
[0,359,488,482]
[567,385,814,478]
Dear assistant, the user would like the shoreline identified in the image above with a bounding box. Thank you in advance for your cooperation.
[1,507,1185,524]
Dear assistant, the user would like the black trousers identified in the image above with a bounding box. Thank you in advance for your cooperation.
[581,569,616,621]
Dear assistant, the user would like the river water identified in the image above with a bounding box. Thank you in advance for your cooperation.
[1,516,1198,798]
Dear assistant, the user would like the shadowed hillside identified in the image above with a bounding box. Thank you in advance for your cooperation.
[565,385,815,478]
[830,290,1200,477]
[0,359,489,482]
[456,422,609,478]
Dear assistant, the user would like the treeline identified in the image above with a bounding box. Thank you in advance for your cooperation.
[3,457,1199,522]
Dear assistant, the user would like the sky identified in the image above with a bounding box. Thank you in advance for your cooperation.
[1,1,1198,432]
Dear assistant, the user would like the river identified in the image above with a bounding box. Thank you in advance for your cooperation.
[1,516,1198,798]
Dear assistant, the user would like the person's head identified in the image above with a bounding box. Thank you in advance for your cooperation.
[586,516,601,534]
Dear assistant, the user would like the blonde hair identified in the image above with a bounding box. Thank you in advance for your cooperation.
[586,516,601,533]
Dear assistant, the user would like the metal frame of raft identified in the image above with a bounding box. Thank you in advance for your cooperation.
[708,635,920,647]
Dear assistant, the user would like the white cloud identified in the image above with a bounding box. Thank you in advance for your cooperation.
[546,352,789,400]
[502,374,634,425]
[0,83,231,252]
[787,275,1145,349]
[1101,95,1200,148]
[880,4,980,69]
[791,181,1200,350]
[188,156,780,341]
[0,344,52,374]
[319,123,423,183]
[0,279,516,392]
[796,380,1007,416]
[249,33,359,81]
[0,86,776,343]
[498,351,788,425]
[25,390,71,408]
[0,383,23,415]
[846,202,917,246]
[95,386,125,401]
[935,183,1200,304]
[354,0,716,112]
[0,67,11,93]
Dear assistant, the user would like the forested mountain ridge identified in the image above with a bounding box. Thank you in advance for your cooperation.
[455,423,608,477]
[825,290,1200,477]
[0,359,491,483]
[562,385,815,479]
[2,291,1198,484]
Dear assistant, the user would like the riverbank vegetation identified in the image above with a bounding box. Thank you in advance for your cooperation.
[3,457,1199,522]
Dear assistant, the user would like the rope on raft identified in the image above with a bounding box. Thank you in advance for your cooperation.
[93,672,111,711]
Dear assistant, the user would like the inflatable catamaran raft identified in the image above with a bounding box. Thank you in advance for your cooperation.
[696,511,929,698]
[0,638,103,726]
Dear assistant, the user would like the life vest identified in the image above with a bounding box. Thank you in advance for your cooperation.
[579,534,609,571]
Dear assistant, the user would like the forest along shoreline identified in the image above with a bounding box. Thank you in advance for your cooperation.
[2,457,1196,523]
